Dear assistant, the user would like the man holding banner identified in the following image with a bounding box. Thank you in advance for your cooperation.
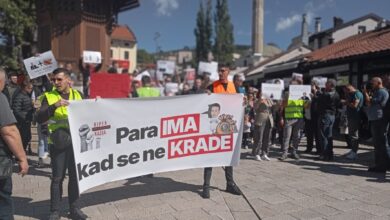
[279,80,306,161]
[202,63,242,199]
[36,68,87,220]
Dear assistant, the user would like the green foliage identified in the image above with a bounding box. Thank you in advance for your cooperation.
[213,0,234,64]
[137,49,155,64]
[0,0,36,70]
[194,0,213,64]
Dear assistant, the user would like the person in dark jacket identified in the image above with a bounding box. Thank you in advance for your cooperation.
[2,72,20,107]
[79,58,101,98]
[316,79,340,161]
[12,79,34,153]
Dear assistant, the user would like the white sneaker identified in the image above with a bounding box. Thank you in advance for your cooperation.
[42,152,49,159]
[346,151,358,160]
[262,154,271,161]
[255,155,262,161]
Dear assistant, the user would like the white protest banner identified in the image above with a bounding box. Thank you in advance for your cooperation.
[289,85,311,100]
[23,51,58,79]
[261,83,284,100]
[68,94,244,193]
[312,77,327,88]
[198,61,219,81]
[83,50,102,64]
[156,60,176,80]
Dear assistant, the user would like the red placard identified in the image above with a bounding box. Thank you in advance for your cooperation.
[112,60,130,69]
[89,73,131,98]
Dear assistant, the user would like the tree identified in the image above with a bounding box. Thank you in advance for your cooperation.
[137,49,155,65]
[0,0,37,70]
[213,0,234,64]
[194,0,213,64]
[194,1,205,64]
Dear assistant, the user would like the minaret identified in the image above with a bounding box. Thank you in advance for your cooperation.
[252,0,264,56]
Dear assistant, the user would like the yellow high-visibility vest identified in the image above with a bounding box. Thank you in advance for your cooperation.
[45,89,82,135]
[284,100,305,119]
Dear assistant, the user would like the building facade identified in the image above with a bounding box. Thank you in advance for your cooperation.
[110,25,137,73]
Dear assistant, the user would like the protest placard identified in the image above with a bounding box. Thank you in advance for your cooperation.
[312,77,327,88]
[134,71,151,81]
[289,85,311,100]
[23,51,58,79]
[156,60,176,80]
[68,94,244,193]
[337,75,349,86]
[198,61,219,81]
[89,73,130,98]
[292,72,303,81]
[83,51,102,64]
[261,83,284,100]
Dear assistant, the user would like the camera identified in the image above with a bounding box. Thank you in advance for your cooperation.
[362,82,372,91]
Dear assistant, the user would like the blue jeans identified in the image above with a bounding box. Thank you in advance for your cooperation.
[0,176,14,220]
[370,120,390,169]
[318,114,335,157]
[37,124,49,158]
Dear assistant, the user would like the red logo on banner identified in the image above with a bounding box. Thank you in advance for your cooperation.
[168,134,233,159]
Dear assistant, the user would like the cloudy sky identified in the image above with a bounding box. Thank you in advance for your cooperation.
[119,0,390,53]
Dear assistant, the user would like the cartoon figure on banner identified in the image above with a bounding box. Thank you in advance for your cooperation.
[203,103,238,134]
[79,121,111,153]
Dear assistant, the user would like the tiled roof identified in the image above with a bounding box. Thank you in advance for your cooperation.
[306,26,390,63]
[112,25,136,42]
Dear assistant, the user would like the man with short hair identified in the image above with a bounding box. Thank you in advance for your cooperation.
[233,73,246,94]
[136,75,161,97]
[202,64,242,199]
[2,72,20,106]
[363,77,389,173]
[279,80,306,161]
[0,68,29,220]
[342,84,364,160]
[36,68,86,220]
[316,79,340,161]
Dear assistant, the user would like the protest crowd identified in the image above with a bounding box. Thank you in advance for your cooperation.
[1,56,390,220]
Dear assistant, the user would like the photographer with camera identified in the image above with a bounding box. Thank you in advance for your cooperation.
[363,77,389,173]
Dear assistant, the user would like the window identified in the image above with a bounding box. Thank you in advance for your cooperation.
[124,42,130,47]
[358,26,366,34]
[124,51,129,59]
[110,49,113,58]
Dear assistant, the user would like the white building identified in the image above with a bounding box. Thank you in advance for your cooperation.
[110,25,137,73]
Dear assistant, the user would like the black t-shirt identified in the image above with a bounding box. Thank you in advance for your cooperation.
[317,90,340,115]
[0,93,17,153]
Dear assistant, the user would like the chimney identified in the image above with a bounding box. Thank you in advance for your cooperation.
[252,0,264,56]
[333,17,344,28]
[377,19,387,29]
[315,17,321,33]
[301,13,309,45]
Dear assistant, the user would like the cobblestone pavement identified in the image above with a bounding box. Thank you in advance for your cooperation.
[12,139,390,220]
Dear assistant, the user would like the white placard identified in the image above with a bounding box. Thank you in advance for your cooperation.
[134,71,151,81]
[156,60,176,80]
[198,61,219,82]
[68,94,244,193]
[292,72,303,81]
[23,51,58,79]
[83,51,102,64]
[261,83,284,100]
[312,77,327,88]
[289,85,311,100]
[165,82,179,95]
